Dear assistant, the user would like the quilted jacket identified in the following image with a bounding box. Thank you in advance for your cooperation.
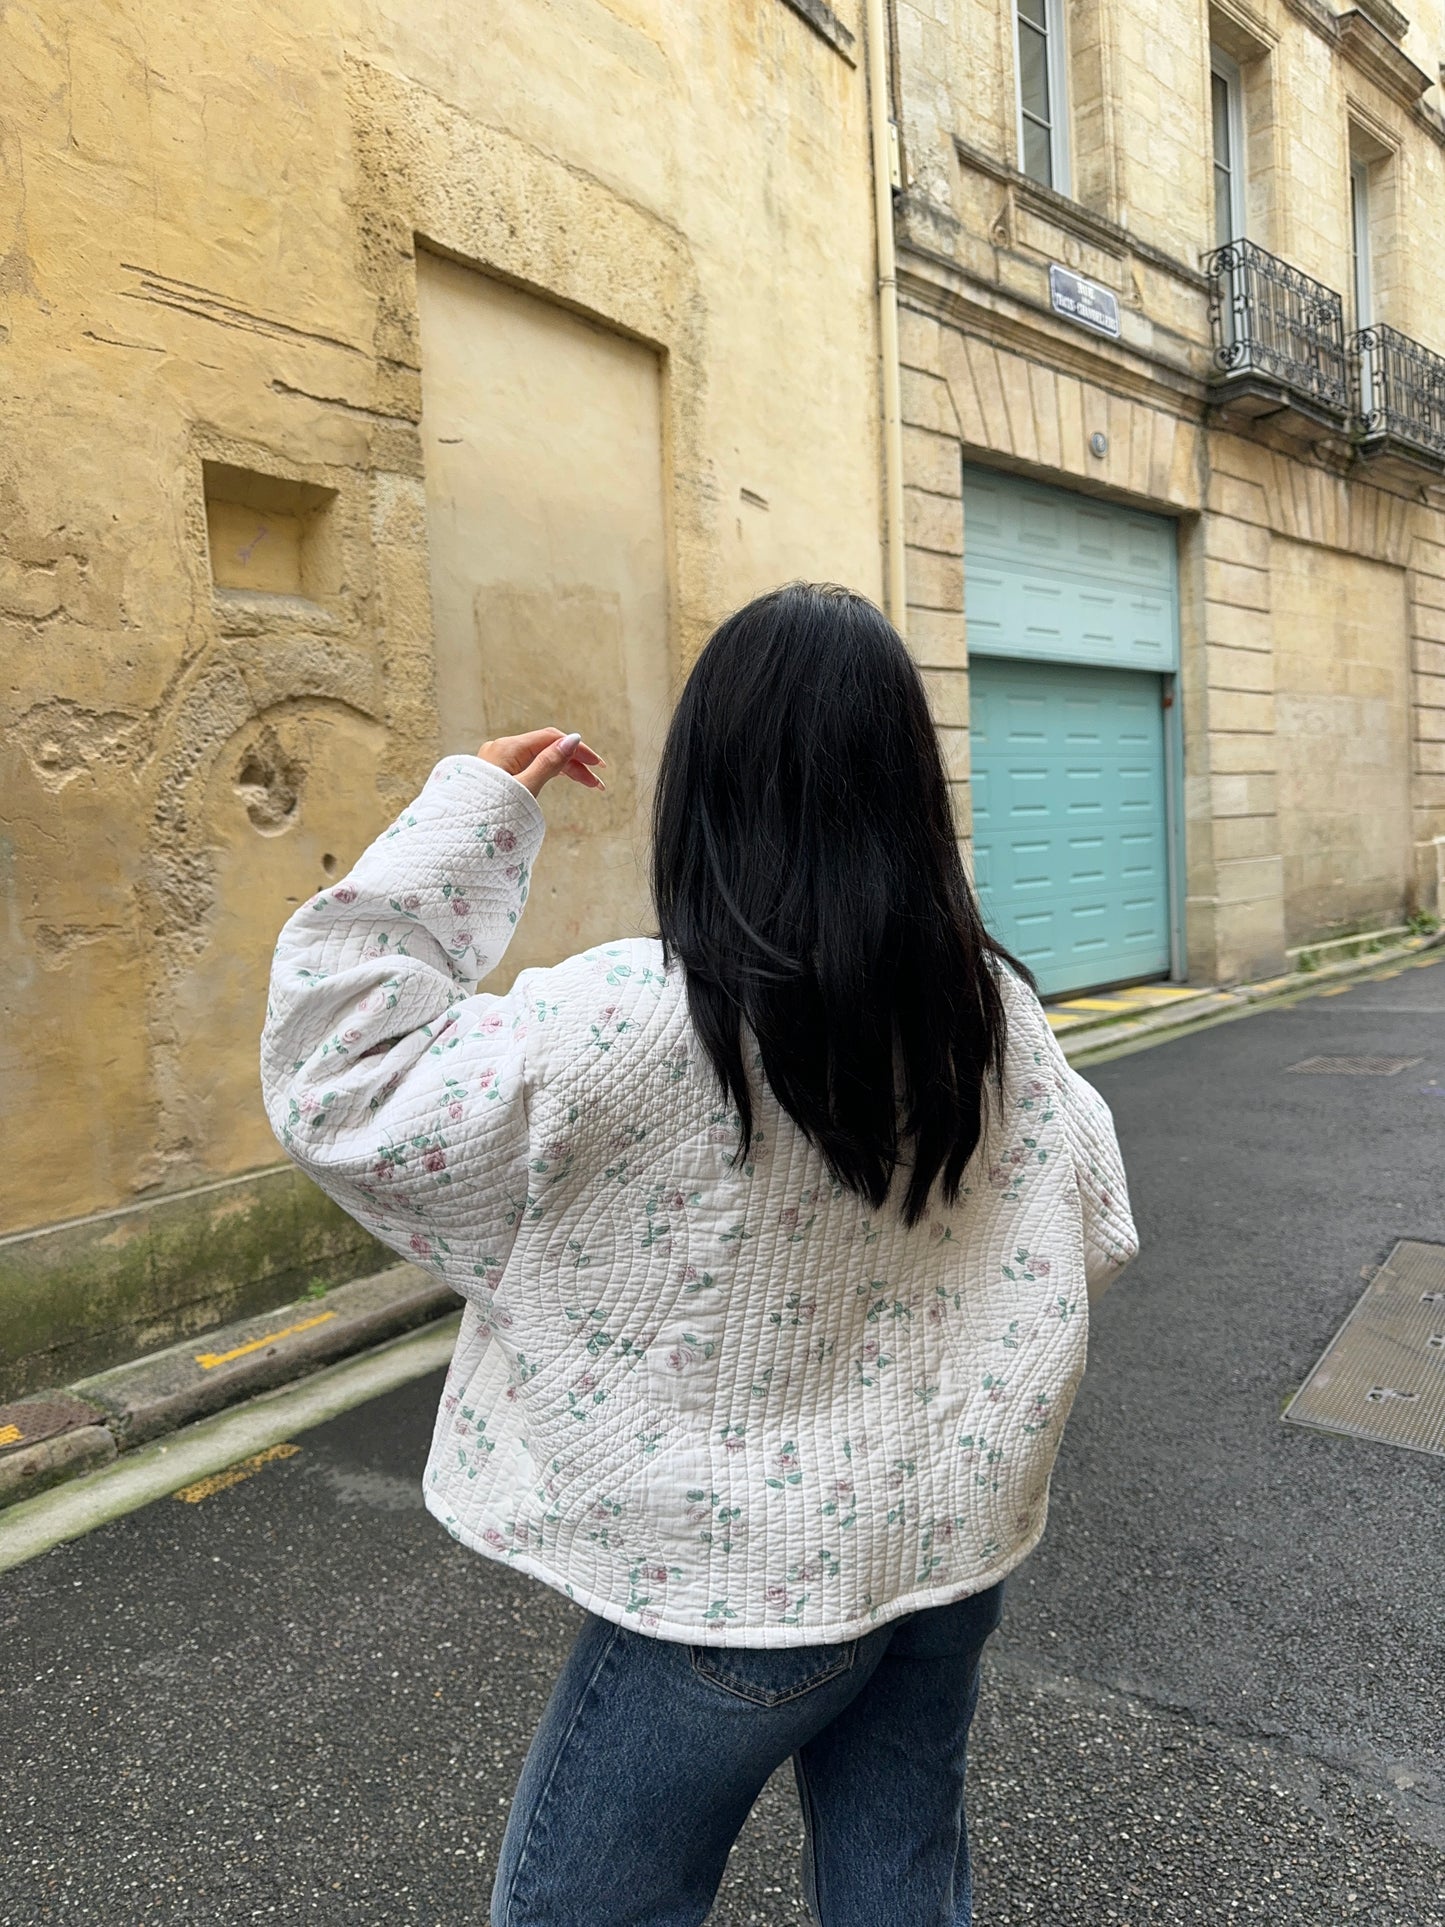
[262,754,1137,1646]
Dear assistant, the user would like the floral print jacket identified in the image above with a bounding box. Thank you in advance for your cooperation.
[262,756,1137,1647]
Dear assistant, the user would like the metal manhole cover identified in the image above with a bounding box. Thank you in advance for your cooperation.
[0,1393,102,1456]
[1284,1241,1445,1456]
[1285,1055,1421,1076]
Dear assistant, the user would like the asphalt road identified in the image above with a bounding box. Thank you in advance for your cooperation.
[4,955,1443,1925]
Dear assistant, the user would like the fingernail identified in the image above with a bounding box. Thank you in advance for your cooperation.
[558,731,582,757]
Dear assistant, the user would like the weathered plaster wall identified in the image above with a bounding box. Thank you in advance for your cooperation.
[0,0,883,1389]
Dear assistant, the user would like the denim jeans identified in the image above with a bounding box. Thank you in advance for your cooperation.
[489,1580,1005,1927]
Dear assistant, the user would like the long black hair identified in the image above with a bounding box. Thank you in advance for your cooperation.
[651,582,1031,1228]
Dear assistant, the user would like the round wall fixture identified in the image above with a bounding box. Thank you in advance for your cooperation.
[1089,431,1108,458]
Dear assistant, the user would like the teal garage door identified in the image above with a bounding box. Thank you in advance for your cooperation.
[964,467,1177,997]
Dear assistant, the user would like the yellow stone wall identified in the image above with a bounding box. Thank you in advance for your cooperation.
[895,0,1445,984]
[0,0,883,1366]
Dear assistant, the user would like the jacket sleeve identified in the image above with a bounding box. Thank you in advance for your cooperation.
[1036,1004,1139,1303]
[259,755,548,1307]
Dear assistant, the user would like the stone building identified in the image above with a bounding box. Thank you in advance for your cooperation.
[5,0,1445,1396]
[893,0,1445,995]
[0,0,881,1393]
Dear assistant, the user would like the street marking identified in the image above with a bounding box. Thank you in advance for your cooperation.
[173,1442,300,1503]
[0,1424,21,1447]
[195,1312,335,1370]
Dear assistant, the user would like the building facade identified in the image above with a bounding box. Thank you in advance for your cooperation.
[0,0,882,1393]
[893,0,1445,995]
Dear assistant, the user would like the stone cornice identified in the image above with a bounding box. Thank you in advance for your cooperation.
[897,240,1209,420]
[951,137,1210,294]
[1282,0,1438,116]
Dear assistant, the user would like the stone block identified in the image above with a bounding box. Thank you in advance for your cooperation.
[1210,813,1279,863]
[1209,733,1278,775]
[900,366,960,436]
[1206,689,1276,733]
[920,666,971,729]
[906,606,968,669]
[906,546,964,613]
[1202,604,1272,653]
[902,424,963,498]
[0,1426,116,1508]
[936,725,970,783]
[1205,472,1269,523]
[1211,770,1278,815]
[1215,854,1285,906]
[1204,515,1271,570]
[904,486,963,556]
[1204,557,1271,612]
[1205,645,1274,694]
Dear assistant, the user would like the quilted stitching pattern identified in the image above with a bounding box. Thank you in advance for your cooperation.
[262,756,1138,1647]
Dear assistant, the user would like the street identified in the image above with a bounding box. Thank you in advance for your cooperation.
[4,957,1443,1926]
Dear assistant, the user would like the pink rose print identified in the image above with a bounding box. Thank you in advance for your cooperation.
[341,1028,362,1045]
[504,864,519,882]
[410,1233,432,1257]
[493,827,517,853]
[448,1102,464,1121]
[639,1610,661,1630]
[423,1149,447,1174]
[478,1068,497,1091]
[643,1564,670,1585]
[298,1092,321,1118]
[451,900,470,917]
[480,1014,505,1036]
[778,1207,801,1232]
[723,1434,746,1454]
[482,1527,507,1552]
[574,1371,599,1394]
[764,1583,790,1612]
[402,893,421,911]
[332,886,356,905]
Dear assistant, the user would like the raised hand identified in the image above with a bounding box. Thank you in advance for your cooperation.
[477,728,606,798]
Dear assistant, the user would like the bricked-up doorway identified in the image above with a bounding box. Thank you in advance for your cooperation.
[415,250,671,983]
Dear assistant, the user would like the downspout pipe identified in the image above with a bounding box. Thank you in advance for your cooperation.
[864,0,907,634]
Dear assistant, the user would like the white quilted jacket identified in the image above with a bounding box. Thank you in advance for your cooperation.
[262,755,1137,1646]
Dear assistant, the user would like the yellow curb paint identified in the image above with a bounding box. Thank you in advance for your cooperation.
[195,1311,335,1370]
[0,1315,461,1573]
[173,1441,300,1503]
[0,1424,22,1447]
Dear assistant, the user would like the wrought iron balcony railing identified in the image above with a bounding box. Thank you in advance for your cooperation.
[1349,323,1445,465]
[1202,239,1350,421]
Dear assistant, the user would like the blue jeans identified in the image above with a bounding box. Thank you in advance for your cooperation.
[490,1581,1005,1927]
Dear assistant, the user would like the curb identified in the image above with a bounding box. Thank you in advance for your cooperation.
[0,1315,461,1573]
[0,1263,453,1513]
[1060,929,1444,1065]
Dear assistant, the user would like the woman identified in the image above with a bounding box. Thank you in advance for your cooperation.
[262,583,1136,1926]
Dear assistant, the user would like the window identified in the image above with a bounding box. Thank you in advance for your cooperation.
[1209,50,1246,245]
[1350,159,1372,330]
[1016,0,1069,192]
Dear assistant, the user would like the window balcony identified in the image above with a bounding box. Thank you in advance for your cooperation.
[1202,239,1350,434]
[1349,323,1445,478]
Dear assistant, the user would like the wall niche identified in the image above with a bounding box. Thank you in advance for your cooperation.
[203,461,339,606]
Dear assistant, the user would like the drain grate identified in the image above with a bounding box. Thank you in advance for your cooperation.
[1285,1055,1421,1076]
[1284,1241,1445,1457]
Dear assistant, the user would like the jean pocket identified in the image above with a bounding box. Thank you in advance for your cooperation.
[688,1639,857,1708]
